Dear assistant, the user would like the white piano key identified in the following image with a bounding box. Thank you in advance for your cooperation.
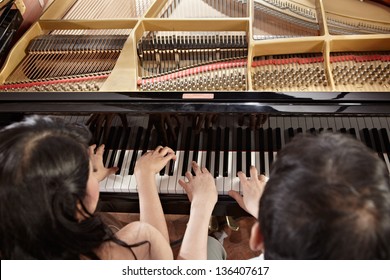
[305,116,314,131]
[334,116,344,132]
[319,116,329,131]
[197,149,203,168]
[231,151,240,194]
[223,151,233,195]
[210,151,216,177]
[341,116,351,131]
[327,117,336,131]
[200,150,207,170]
[110,150,122,192]
[348,117,361,142]
[159,169,170,194]
[129,150,143,193]
[216,151,224,195]
[312,116,321,132]
[297,116,307,133]
[103,174,117,193]
[240,150,246,175]
[291,116,299,132]
[170,151,184,194]
[187,150,194,174]
[175,150,186,194]
[120,150,134,192]
[105,150,113,168]
[264,152,270,177]
[119,150,132,193]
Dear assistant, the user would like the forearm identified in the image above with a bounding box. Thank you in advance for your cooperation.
[137,176,170,242]
[177,203,214,260]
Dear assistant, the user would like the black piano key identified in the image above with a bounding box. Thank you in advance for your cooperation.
[349,128,357,139]
[205,127,213,171]
[128,127,144,175]
[116,127,131,175]
[287,127,294,142]
[214,127,221,177]
[297,127,303,134]
[236,127,243,174]
[340,128,347,134]
[246,128,252,177]
[157,132,166,176]
[223,127,230,177]
[259,128,265,175]
[275,127,282,151]
[191,132,201,175]
[362,128,373,150]
[380,128,390,164]
[102,126,116,165]
[267,127,274,166]
[181,127,192,176]
[108,126,122,168]
[141,126,152,155]
[371,128,386,162]
[319,128,324,133]
[309,127,316,135]
[94,122,106,147]
[168,126,180,176]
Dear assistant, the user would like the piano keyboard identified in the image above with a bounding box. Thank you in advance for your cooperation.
[60,114,390,196]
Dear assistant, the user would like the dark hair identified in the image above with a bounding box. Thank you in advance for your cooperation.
[259,133,390,259]
[0,115,145,259]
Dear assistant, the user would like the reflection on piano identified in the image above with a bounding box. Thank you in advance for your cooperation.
[0,0,389,216]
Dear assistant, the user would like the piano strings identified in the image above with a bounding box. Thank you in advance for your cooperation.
[0,0,389,92]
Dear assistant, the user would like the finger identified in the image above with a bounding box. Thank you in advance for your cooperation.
[96,144,105,156]
[154,145,163,153]
[161,152,177,165]
[108,167,119,175]
[185,171,193,181]
[160,146,174,156]
[249,166,259,180]
[201,166,209,174]
[259,174,269,183]
[228,190,246,211]
[192,161,202,176]
[237,171,247,183]
[88,145,96,155]
[178,179,188,191]
[178,179,192,201]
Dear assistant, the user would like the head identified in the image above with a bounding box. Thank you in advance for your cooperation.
[0,115,106,259]
[250,133,390,259]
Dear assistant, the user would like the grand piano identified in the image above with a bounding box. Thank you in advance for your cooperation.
[0,0,389,216]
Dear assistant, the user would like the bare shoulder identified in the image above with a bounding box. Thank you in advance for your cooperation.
[97,221,173,260]
[115,221,155,243]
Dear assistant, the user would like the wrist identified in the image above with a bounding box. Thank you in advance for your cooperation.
[191,199,215,213]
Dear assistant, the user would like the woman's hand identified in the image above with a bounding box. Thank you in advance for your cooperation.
[135,146,176,178]
[178,161,217,210]
[89,144,118,182]
[228,166,267,218]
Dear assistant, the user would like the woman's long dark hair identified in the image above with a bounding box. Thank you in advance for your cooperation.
[0,115,146,259]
